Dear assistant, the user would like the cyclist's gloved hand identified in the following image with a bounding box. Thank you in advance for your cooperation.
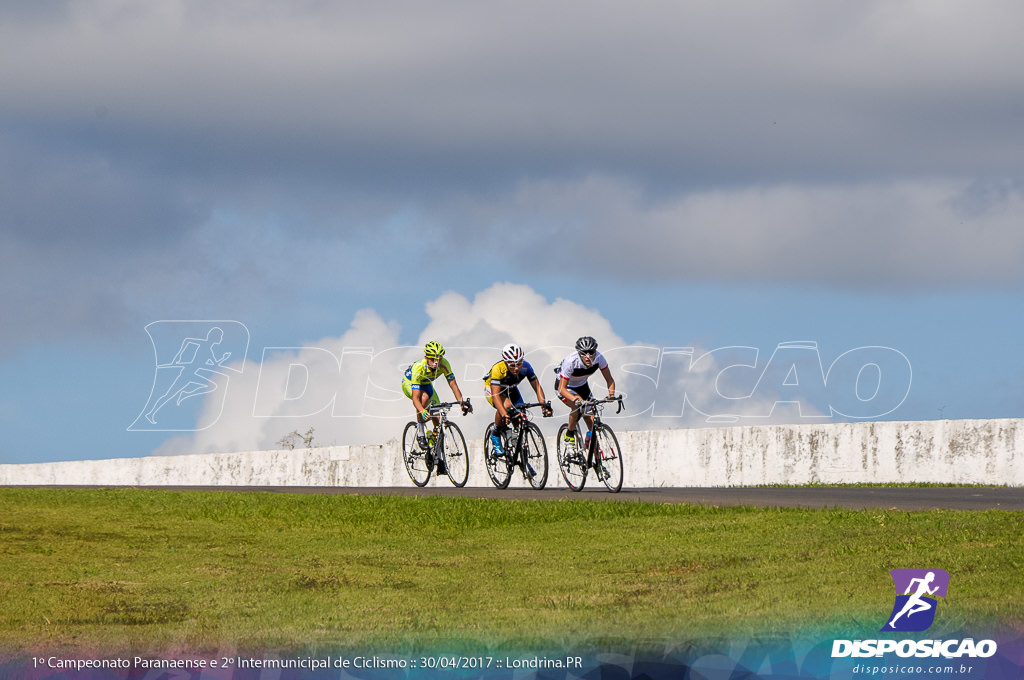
[461,401,473,415]
[541,403,553,417]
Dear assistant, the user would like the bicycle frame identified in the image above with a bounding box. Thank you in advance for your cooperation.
[504,402,547,476]
[425,399,471,443]
[579,396,622,469]
[402,399,472,488]
[426,402,455,452]
[556,395,624,492]
[484,401,550,490]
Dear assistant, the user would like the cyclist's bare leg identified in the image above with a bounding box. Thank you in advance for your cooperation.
[412,390,440,439]
[492,395,513,447]
[493,395,513,427]
[412,389,431,419]
[565,405,593,435]
[560,394,581,432]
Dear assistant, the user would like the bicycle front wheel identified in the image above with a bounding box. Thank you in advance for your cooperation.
[402,422,432,487]
[522,423,549,489]
[556,424,586,491]
[441,421,469,487]
[484,424,512,489]
[594,424,623,492]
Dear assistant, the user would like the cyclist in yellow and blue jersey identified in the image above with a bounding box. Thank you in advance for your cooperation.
[484,343,552,456]
[403,340,471,449]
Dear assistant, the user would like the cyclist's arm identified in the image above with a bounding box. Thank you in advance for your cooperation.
[528,374,546,403]
[529,375,553,415]
[446,376,465,404]
[601,366,616,398]
[557,375,580,407]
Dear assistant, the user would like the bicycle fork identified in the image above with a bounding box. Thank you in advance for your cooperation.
[518,431,538,478]
[506,428,536,479]
[425,431,443,470]
[585,435,610,482]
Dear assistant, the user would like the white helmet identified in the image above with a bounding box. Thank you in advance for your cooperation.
[501,343,524,364]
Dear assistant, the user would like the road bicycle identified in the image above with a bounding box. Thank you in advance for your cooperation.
[483,402,551,489]
[555,395,624,492]
[401,400,471,487]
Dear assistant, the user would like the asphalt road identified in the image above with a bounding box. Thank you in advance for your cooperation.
[46,485,1024,510]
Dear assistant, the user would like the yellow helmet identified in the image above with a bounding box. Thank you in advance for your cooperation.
[423,341,445,359]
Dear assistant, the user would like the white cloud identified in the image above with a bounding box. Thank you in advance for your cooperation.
[154,283,853,456]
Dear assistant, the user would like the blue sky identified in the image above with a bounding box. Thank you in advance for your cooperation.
[1,1,1022,464]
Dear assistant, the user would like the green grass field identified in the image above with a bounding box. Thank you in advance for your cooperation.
[1,488,1021,656]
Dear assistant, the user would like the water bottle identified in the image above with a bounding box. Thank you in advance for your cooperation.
[584,430,592,451]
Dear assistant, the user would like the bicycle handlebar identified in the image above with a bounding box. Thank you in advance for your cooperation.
[579,395,621,404]
[506,401,553,424]
[427,398,473,415]
[516,401,552,411]
[577,395,625,414]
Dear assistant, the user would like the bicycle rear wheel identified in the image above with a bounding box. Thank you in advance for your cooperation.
[594,424,623,492]
[556,424,586,491]
[484,424,512,489]
[522,423,549,489]
[402,422,432,487]
[441,421,469,487]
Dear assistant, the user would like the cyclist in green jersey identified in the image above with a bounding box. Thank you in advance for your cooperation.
[402,340,472,449]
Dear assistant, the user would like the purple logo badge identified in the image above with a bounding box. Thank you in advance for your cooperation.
[881,569,949,632]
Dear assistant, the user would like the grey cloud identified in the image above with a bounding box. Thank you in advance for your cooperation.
[3,0,1024,351]
[436,176,1024,289]
[2,1,1022,185]
[949,178,1024,220]
[0,125,204,246]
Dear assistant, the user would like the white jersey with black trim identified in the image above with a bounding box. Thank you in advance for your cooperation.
[558,351,608,388]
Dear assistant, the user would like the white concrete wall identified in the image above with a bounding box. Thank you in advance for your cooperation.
[1,418,1021,488]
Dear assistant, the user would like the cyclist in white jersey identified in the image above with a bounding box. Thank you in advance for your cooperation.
[554,336,616,447]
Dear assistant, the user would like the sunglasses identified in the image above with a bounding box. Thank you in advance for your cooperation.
[579,351,596,358]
